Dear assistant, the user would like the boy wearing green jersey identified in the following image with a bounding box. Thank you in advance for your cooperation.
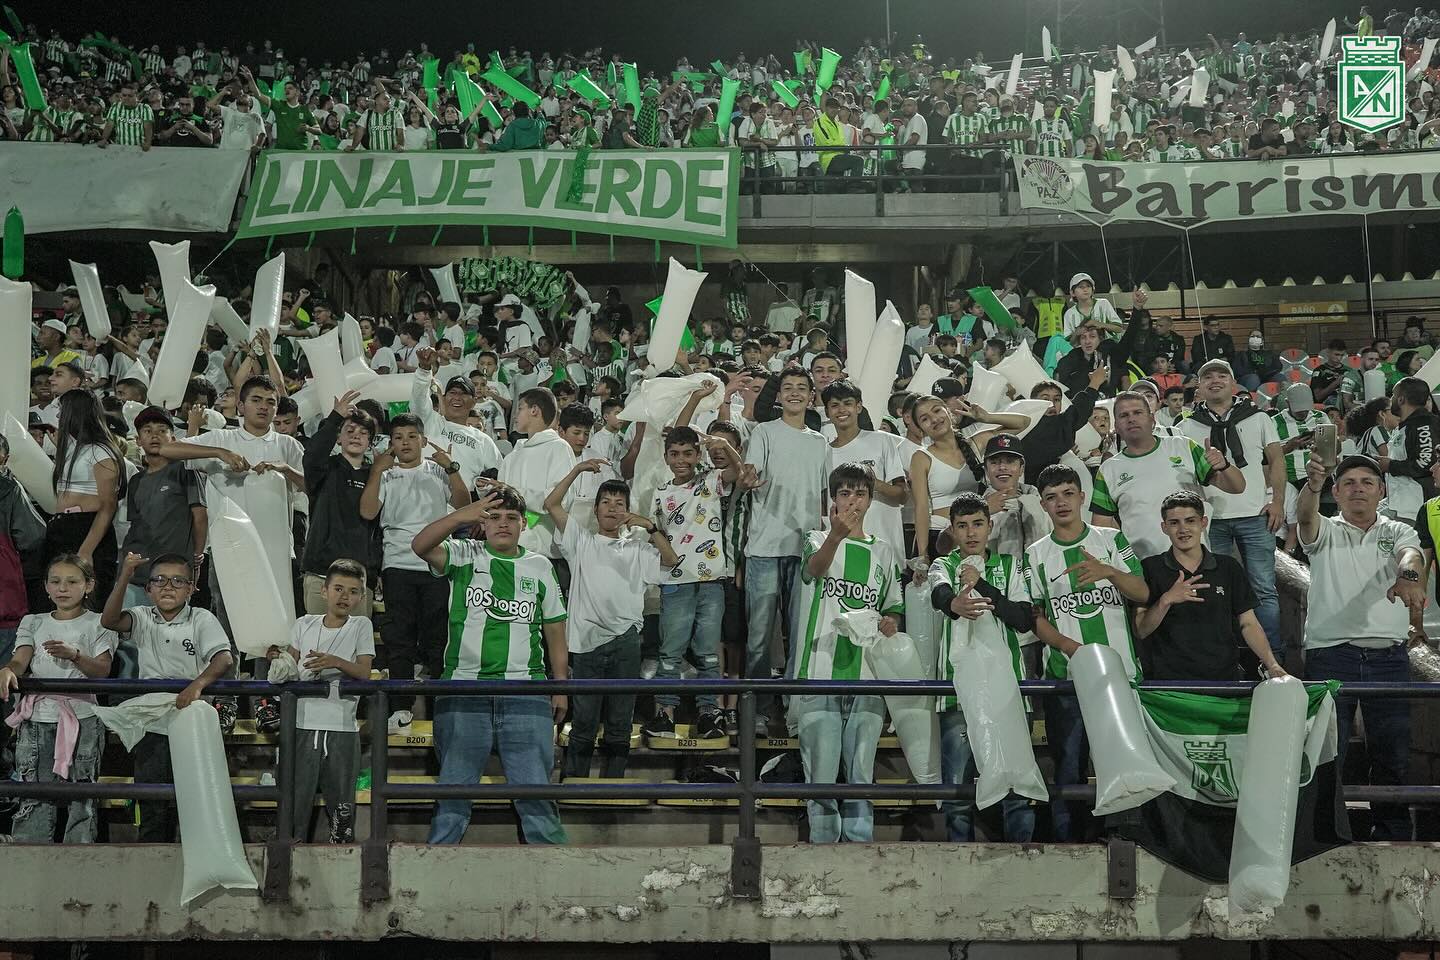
[412,485,569,845]
[1025,463,1149,841]
[793,463,904,843]
[927,491,1040,842]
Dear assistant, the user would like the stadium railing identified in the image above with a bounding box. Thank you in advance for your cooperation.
[2,676,1436,905]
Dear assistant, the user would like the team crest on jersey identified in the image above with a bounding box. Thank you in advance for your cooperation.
[1169,456,1183,467]
[1184,740,1239,801]
[1378,536,1395,554]
[520,577,537,593]
[709,516,723,532]
[1116,472,1134,486]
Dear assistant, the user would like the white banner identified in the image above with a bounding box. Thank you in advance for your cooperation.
[1014,153,1440,223]
[0,142,248,233]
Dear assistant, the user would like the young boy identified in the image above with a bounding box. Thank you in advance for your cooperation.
[122,407,205,611]
[1158,385,1187,428]
[927,492,1040,843]
[545,464,677,778]
[102,552,233,842]
[792,463,905,843]
[411,486,569,845]
[285,558,375,842]
[499,388,577,559]
[823,380,908,553]
[358,413,469,734]
[1022,464,1149,841]
[648,426,741,740]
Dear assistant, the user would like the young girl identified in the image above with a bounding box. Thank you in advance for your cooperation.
[47,391,125,609]
[0,555,117,843]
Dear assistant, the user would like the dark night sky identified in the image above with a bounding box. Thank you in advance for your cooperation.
[19,0,1364,71]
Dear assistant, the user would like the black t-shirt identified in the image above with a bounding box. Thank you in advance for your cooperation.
[430,118,470,150]
[160,112,212,146]
[1140,549,1256,681]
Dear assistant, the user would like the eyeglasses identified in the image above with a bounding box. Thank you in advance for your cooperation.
[148,575,193,588]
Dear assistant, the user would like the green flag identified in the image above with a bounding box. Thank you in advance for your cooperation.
[967,286,1016,330]
[455,73,485,116]
[646,296,696,350]
[875,74,891,102]
[567,73,611,108]
[816,47,842,91]
[710,60,726,75]
[481,67,540,108]
[2,5,20,38]
[421,56,440,92]
[716,76,741,142]
[3,206,23,280]
[623,62,642,110]
[771,79,800,109]
[272,76,291,103]
[793,50,808,76]
[7,43,45,110]
[606,61,617,89]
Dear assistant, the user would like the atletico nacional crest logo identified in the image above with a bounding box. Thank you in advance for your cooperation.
[1184,740,1239,801]
[1338,36,1405,134]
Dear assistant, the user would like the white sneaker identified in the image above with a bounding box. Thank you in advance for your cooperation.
[640,658,658,680]
[386,709,414,735]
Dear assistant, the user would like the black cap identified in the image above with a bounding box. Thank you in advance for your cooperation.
[132,405,174,432]
[27,412,53,432]
[984,433,1025,461]
[1333,454,1383,481]
[933,377,967,399]
[443,376,476,396]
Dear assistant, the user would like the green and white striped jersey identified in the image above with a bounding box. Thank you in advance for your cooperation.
[1022,524,1142,681]
[1030,117,1071,157]
[943,111,989,146]
[795,532,904,680]
[989,114,1030,154]
[105,101,154,146]
[362,105,405,150]
[24,107,81,142]
[1273,409,1329,482]
[440,540,567,680]
[1092,435,1216,560]
[929,550,1026,711]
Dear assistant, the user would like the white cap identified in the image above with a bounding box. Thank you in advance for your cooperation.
[41,318,70,336]
[1069,272,1094,291]
[498,293,522,307]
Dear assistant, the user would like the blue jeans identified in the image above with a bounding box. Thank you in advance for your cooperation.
[793,694,885,842]
[1208,514,1281,660]
[656,582,723,713]
[939,710,1036,842]
[744,555,800,714]
[427,695,567,845]
[1044,692,1089,841]
[1306,643,1411,840]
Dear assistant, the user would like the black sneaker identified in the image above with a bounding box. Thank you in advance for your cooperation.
[254,698,281,734]
[723,708,739,734]
[644,711,677,739]
[329,803,354,844]
[216,699,238,736]
[696,712,727,740]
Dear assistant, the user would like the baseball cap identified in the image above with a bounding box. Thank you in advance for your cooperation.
[1068,272,1094,291]
[41,318,69,336]
[498,293,523,308]
[132,405,174,432]
[1286,383,1314,412]
[984,433,1025,461]
[443,376,475,396]
[932,377,967,400]
[27,412,54,432]
[1196,358,1235,378]
[1333,454,1384,481]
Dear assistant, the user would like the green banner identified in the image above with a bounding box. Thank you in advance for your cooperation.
[237,149,740,247]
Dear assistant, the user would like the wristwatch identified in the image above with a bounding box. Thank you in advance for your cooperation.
[443,462,460,475]
[1399,569,1421,582]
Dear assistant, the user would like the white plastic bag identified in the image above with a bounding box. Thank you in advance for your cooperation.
[857,302,903,428]
[949,613,1048,807]
[148,279,216,410]
[843,269,877,379]
[69,261,112,341]
[429,263,461,306]
[207,492,292,656]
[147,240,191,316]
[248,254,286,341]
[2,413,58,513]
[0,277,32,425]
[645,258,706,376]
[298,328,347,408]
[1068,643,1175,815]
[1229,675,1307,912]
[339,314,365,363]
[210,297,250,345]
[169,701,257,905]
[865,628,941,785]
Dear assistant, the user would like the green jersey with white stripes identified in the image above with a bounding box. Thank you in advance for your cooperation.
[440,540,567,680]
[105,101,153,146]
[795,532,904,680]
[930,550,1026,711]
[943,110,989,146]
[1030,117,1072,157]
[1022,524,1142,681]
[24,107,81,142]
[1273,409,1329,482]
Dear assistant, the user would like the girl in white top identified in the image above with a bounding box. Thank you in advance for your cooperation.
[1322,121,1355,154]
[909,394,1031,560]
[48,391,125,609]
[0,554,117,843]
[402,107,432,151]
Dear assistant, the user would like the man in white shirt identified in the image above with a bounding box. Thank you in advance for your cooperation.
[411,349,502,487]
[1298,453,1424,840]
[1176,359,1286,659]
[899,97,929,180]
[497,387,577,561]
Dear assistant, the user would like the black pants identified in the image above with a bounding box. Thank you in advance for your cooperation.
[134,731,176,842]
[382,567,450,711]
[44,512,117,612]
[562,627,642,779]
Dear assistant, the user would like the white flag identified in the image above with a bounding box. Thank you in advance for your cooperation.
[1135,36,1158,54]
[1092,70,1116,131]
[1005,53,1023,95]
[1116,45,1136,82]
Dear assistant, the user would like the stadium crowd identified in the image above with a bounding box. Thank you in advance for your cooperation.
[0,247,1434,848]
[2,7,1440,176]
